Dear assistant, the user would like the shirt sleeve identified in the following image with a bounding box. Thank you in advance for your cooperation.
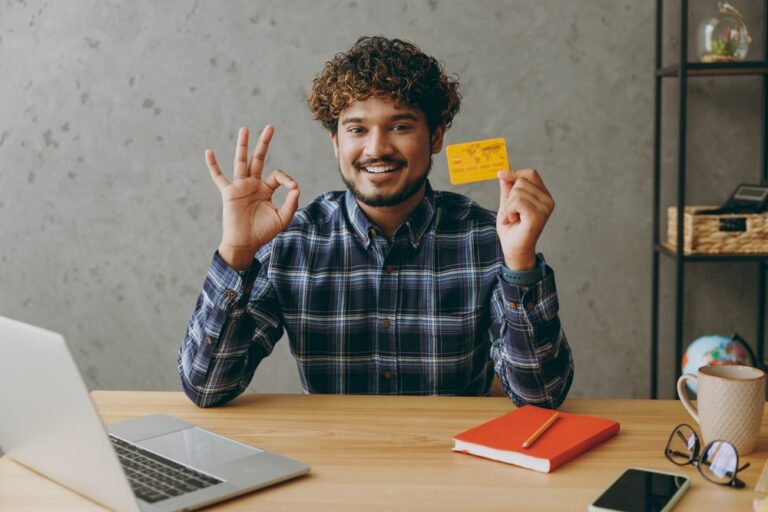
[489,260,574,409]
[178,248,284,408]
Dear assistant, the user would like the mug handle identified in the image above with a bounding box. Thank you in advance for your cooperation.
[677,374,700,424]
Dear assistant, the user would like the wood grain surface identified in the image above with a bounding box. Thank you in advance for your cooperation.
[2,392,767,511]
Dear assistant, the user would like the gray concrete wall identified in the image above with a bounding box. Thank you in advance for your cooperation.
[0,0,764,401]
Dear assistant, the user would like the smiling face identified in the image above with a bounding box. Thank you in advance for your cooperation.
[331,96,444,208]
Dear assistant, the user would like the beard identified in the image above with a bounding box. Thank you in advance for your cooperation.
[340,156,433,208]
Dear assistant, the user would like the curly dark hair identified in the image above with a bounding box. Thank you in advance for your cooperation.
[307,36,461,133]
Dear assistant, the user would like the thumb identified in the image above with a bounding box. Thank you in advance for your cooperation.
[498,170,514,205]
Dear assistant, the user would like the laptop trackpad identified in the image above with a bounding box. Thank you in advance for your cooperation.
[138,427,262,469]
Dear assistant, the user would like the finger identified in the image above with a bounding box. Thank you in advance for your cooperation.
[501,194,529,225]
[512,178,555,210]
[262,169,298,193]
[277,188,300,227]
[506,192,551,227]
[508,187,553,217]
[500,169,553,212]
[263,169,300,227]
[499,207,519,226]
[249,125,274,181]
[513,168,550,194]
[500,168,550,195]
[503,194,539,224]
[233,127,250,179]
[205,149,230,191]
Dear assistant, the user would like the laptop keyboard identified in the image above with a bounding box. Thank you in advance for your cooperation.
[109,434,224,503]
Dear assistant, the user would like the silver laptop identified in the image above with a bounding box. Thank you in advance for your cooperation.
[0,316,310,511]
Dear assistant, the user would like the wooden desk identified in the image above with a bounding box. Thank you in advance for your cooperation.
[2,392,767,511]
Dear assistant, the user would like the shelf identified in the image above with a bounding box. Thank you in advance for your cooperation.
[650,0,768,400]
[657,61,768,77]
[655,242,768,262]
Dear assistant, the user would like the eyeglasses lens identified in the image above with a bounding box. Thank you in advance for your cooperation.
[667,425,697,465]
[700,441,738,485]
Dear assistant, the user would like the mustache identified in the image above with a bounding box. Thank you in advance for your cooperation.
[354,156,407,169]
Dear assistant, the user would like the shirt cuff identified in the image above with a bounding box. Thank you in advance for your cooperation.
[498,256,559,327]
[207,251,261,309]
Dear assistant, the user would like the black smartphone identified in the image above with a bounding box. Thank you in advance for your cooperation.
[589,468,690,512]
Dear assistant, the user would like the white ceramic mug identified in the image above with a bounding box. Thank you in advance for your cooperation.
[677,364,765,455]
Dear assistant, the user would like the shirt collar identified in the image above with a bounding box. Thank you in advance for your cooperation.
[344,180,437,249]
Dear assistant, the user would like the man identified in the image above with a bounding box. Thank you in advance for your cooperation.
[179,36,573,408]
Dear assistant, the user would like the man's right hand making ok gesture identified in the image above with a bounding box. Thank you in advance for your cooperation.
[206,126,300,270]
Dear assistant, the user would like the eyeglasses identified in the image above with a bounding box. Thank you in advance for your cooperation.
[664,424,750,488]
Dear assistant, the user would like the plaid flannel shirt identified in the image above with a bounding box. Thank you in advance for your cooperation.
[179,182,573,408]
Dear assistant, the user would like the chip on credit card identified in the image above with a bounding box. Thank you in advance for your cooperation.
[445,138,509,185]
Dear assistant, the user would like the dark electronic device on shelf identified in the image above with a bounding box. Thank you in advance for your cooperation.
[696,183,768,215]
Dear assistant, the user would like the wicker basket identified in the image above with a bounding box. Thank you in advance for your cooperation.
[667,206,768,254]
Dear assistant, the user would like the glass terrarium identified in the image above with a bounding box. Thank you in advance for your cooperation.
[697,2,752,62]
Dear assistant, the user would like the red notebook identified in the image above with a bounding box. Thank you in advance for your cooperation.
[452,405,620,473]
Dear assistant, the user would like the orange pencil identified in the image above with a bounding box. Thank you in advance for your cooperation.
[522,412,559,448]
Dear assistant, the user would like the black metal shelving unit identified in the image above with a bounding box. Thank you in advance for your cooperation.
[651,0,768,399]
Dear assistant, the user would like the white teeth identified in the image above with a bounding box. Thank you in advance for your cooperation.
[364,166,398,174]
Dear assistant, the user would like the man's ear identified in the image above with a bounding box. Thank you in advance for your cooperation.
[330,131,339,159]
[430,125,446,154]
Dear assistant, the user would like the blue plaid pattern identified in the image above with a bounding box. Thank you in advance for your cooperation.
[179,182,573,408]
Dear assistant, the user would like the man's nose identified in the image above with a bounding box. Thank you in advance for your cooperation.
[364,129,394,158]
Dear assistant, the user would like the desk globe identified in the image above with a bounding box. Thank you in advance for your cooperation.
[681,334,755,394]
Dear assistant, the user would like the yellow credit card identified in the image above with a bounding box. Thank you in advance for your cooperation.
[445,138,508,185]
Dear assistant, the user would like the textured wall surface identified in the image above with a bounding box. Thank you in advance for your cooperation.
[0,0,764,401]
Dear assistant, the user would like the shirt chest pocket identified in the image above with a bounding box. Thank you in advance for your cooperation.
[430,307,485,356]
[391,304,484,360]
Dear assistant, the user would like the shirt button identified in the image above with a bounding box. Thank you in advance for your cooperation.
[383,370,393,380]
[244,287,252,294]
[385,265,395,274]
[508,302,518,310]
[525,303,535,311]
[206,336,215,345]
[382,319,391,329]
[226,289,237,299]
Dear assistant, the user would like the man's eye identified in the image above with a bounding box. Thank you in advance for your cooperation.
[347,127,365,134]
[392,124,412,132]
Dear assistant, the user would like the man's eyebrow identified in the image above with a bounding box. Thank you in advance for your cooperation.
[340,117,364,126]
[340,112,420,125]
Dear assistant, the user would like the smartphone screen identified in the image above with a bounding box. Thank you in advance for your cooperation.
[592,469,689,512]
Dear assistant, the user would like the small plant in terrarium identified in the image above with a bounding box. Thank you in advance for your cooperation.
[709,35,740,60]
[697,2,751,63]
